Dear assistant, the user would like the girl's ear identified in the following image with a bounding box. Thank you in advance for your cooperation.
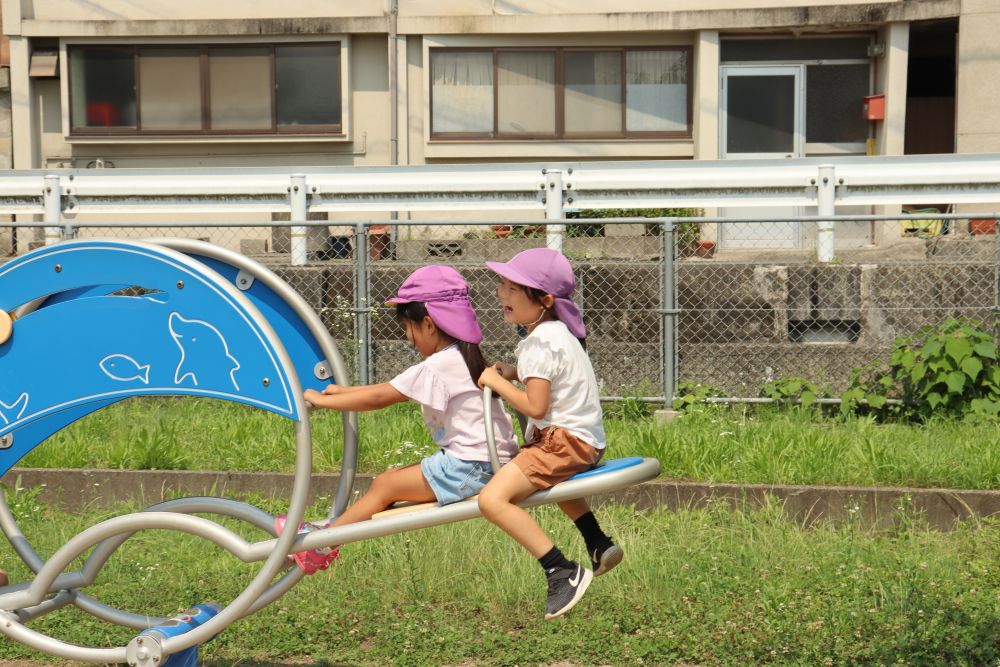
[421,315,438,335]
[540,293,556,309]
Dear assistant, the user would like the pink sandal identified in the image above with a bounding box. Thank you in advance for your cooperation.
[274,515,340,574]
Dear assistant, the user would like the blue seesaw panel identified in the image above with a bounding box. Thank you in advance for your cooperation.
[188,254,333,394]
[569,456,644,480]
[0,241,299,476]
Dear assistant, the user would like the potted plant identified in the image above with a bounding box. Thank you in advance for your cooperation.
[970,218,997,235]
[695,240,716,258]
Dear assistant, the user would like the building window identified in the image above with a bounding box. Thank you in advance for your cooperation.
[721,37,872,146]
[68,43,342,136]
[430,47,691,140]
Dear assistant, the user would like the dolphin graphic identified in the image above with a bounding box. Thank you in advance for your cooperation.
[0,393,28,426]
[169,312,241,391]
[100,354,151,384]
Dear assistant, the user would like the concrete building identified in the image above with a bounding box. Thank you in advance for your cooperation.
[0,0,993,251]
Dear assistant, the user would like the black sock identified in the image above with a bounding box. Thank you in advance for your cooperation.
[538,546,573,574]
[574,511,614,555]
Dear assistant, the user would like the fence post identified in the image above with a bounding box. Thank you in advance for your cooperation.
[817,164,836,262]
[354,222,371,385]
[660,218,678,407]
[993,213,999,341]
[289,174,308,266]
[544,169,564,252]
[43,175,62,246]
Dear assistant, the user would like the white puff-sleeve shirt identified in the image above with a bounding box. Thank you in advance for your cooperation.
[516,320,606,449]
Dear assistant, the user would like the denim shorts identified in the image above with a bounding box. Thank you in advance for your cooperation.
[420,449,494,506]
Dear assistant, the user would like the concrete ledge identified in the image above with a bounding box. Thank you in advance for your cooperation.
[4,468,1000,531]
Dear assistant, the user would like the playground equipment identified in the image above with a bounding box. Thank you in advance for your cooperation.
[0,239,662,664]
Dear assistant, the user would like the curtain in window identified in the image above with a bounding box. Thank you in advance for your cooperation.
[626,50,687,132]
[497,52,555,135]
[565,51,622,134]
[209,48,272,130]
[431,52,493,133]
[139,49,201,131]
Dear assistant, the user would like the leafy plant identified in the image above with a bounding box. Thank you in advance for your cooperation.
[565,207,702,239]
[841,317,1000,420]
[672,379,724,410]
[760,376,830,409]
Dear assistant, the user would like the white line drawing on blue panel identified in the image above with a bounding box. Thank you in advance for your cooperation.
[0,393,29,426]
[169,312,242,391]
[99,354,151,384]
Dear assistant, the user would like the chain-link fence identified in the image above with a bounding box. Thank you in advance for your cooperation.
[4,214,998,403]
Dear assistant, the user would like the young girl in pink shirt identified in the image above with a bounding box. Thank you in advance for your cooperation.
[278,265,518,573]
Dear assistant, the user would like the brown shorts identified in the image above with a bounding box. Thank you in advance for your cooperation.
[512,426,604,490]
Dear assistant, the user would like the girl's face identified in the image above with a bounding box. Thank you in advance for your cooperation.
[496,277,553,330]
[403,316,448,357]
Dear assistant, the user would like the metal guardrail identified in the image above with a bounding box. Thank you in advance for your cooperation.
[2,155,998,404]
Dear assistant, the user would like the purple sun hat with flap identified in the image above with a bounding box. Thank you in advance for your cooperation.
[485,248,586,338]
[385,265,483,344]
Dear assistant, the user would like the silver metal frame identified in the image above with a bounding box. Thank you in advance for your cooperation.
[0,237,663,664]
[0,240,316,662]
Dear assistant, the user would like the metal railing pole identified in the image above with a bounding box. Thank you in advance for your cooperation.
[544,169,564,252]
[289,174,308,266]
[994,213,999,341]
[354,222,371,385]
[660,218,678,407]
[43,175,61,246]
[817,164,836,262]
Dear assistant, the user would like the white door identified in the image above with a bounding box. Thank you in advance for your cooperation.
[720,65,804,249]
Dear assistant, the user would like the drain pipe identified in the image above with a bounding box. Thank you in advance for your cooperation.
[388,0,399,255]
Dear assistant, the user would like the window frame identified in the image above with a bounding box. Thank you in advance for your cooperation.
[65,41,345,138]
[429,45,693,141]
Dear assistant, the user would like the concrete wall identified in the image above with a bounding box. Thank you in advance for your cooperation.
[957,0,1000,153]
[3,0,923,26]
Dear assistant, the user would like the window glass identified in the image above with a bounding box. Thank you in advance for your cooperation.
[139,48,201,131]
[721,38,870,61]
[70,47,136,128]
[565,51,621,134]
[497,51,555,135]
[806,64,869,143]
[626,50,687,132]
[431,51,494,133]
[275,44,341,127]
[208,47,272,130]
[726,75,795,154]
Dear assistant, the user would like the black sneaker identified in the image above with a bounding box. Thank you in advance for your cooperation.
[591,544,624,576]
[543,563,593,620]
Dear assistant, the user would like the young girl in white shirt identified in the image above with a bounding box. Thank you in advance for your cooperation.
[279,265,518,574]
[478,248,622,620]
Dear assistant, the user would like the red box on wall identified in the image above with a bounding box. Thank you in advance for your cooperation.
[862,94,885,121]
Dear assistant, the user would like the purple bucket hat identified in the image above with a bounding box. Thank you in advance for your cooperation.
[385,265,483,344]
[485,248,586,338]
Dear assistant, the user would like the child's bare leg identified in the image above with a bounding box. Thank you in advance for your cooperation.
[556,498,590,521]
[478,463,553,557]
[330,464,435,527]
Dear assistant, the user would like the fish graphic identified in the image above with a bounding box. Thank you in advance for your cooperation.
[0,393,28,426]
[169,312,241,391]
[100,354,151,384]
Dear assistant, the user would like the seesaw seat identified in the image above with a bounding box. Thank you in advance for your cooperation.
[370,456,646,520]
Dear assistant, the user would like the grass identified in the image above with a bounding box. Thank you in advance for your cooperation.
[15,398,1000,490]
[3,490,1000,666]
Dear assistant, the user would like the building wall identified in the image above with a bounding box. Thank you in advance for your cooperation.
[955,0,1000,218]
[3,0,989,252]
